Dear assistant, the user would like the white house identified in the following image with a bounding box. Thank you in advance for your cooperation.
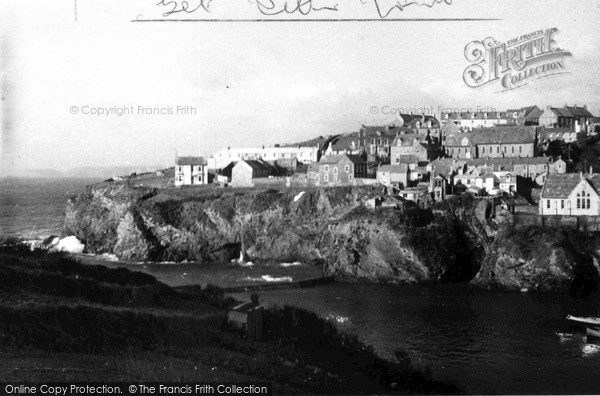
[453,169,495,194]
[209,146,319,170]
[377,164,410,188]
[539,173,600,216]
[175,156,208,186]
[494,171,517,196]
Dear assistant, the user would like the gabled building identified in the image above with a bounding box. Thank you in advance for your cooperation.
[377,164,410,188]
[539,173,600,216]
[231,160,278,188]
[460,157,566,182]
[316,154,367,186]
[444,127,536,159]
[227,300,263,341]
[358,125,402,159]
[210,146,319,170]
[391,134,431,163]
[427,158,467,199]
[441,106,543,130]
[537,127,578,144]
[323,133,365,157]
[398,114,441,143]
[517,105,544,126]
[453,169,496,195]
[441,110,514,131]
[539,105,596,132]
[175,156,209,186]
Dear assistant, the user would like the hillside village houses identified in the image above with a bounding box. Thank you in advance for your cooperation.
[208,146,319,170]
[538,105,595,132]
[312,154,368,186]
[172,102,600,218]
[539,172,600,216]
[390,134,431,163]
[175,156,209,186]
[443,127,537,159]
[537,127,579,144]
[441,106,543,131]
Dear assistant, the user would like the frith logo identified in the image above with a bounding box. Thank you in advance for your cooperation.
[463,28,572,91]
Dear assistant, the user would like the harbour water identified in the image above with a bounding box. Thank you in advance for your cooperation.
[234,284,600,394]
[2,177,600,394]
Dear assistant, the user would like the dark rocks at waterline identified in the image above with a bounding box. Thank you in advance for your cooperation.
[63,183,600,293]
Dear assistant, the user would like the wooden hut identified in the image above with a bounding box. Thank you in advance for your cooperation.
[227,300,263,341]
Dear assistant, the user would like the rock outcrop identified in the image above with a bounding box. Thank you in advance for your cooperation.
[64,182,600,292]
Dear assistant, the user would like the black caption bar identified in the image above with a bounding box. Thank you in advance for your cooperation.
[0,383,272,396]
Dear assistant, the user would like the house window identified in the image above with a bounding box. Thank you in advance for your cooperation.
[324,174,329,182]
[519,146,522,153]
[512,146,514,154]
[334,167,338,174]
[561,200,564,209]
[349,174,353,182]
[371,139,375,145]
[344,165,350,173]
[497,146,499,154]
[324,165,329,172]
[577,194,581,209]
[482,147,485,154]
[547,199,551,209]
[177,166,182,172]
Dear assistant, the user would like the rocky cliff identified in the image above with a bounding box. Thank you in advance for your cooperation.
[64,182,600,292]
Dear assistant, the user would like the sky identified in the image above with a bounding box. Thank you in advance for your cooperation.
[1,0,599,172]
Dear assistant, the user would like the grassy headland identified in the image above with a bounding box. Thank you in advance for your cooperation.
[0,242,459,394]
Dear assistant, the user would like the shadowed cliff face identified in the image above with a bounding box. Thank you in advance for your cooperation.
[64,183,600,292]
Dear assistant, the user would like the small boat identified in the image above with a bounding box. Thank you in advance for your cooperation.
[587,327,600,339]
[566,315,600,326]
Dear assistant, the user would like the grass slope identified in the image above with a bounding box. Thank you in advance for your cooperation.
[0,242,459,394]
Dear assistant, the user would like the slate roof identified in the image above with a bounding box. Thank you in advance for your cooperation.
[345,154,367,164]
[328,133,361,151]
[176,156,208,166]
[537,127,577,139]
[442,111,513,120]
[242,160,275,173]
[428,158,465,178]
[548,106,594,118]
[465,157,552,167]
[566,106,595,118]
[445,127,535,146]
[391,134,423,147]
[360,125,402,137]
[379,164,409,173]
[540,173,600,199]
[397,155,420,164]
[521,106,538,117]
[550,108,573,118]
[402,114,441,128]
[319,154,366,165]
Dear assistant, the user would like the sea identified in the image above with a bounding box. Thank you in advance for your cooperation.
[2,177,600,394]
